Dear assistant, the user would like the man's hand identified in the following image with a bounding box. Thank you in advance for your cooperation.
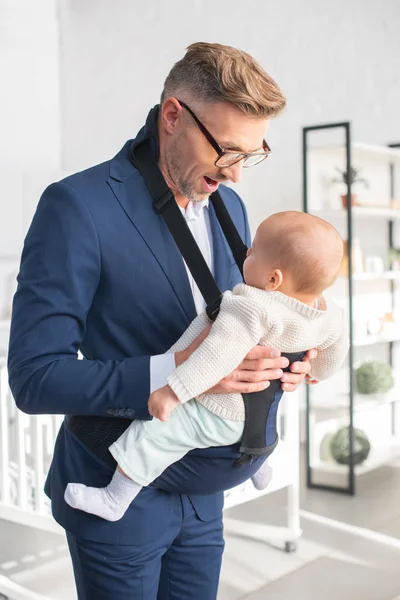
[175,324,318,396]
[305,374,319,385]
[148,385,179,422]
[207,344,291,395]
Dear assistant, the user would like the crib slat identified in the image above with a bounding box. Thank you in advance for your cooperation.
[16,408,28,509]
[0,366,10,504]
[31,417,45,513]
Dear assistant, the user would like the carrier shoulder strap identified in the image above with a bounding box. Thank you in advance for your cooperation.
[132,138,248,320]
[209,192,247,278]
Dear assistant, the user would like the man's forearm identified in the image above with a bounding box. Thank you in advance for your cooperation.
[9,354,152,420]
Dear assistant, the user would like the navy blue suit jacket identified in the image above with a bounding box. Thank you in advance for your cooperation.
[8,108,264,543]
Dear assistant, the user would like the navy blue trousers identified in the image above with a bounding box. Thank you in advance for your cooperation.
[66,494,224,599]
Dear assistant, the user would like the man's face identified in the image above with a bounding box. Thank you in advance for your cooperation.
[162,100,270,203]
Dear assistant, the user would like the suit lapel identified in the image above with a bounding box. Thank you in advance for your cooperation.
[108,140,235,323]
[108,173,196,323]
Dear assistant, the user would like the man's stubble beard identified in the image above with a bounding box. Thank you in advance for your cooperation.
[166,139,209,203]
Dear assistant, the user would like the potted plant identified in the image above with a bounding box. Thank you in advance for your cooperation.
[355,361,394,394]
[388,247,400,271]
[330,426,371,466]
[331,166,369,209]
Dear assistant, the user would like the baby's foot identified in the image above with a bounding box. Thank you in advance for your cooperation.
[64,470,142,521]
[251,462,273,491]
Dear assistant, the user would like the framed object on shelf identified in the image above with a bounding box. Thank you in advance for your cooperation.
[302,122,400,495]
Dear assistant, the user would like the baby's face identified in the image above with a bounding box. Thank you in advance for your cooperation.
[243,234,270,289]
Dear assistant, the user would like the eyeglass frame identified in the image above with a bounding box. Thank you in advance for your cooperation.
[177,100,272,168]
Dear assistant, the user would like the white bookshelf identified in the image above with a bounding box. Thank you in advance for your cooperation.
[304,126,400,492]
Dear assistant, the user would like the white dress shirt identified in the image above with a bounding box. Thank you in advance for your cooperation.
[150,199,214,393]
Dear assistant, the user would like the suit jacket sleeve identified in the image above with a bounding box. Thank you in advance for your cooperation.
[8,181,151,419]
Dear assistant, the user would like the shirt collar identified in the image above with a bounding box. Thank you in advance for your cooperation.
[179,198,210,221]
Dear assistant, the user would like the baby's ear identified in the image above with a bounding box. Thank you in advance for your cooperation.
[270,269,283,290]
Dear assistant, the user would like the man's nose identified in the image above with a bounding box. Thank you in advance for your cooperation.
[219,160,245,183]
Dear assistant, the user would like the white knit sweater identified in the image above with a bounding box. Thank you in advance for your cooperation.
[167,283,348,421]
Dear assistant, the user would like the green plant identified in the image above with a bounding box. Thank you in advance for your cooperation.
[331,166,369,188]
[388,247,400,265]
[330,426,371,465]
[356,361,394,394]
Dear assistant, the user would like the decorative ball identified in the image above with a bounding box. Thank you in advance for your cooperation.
[330,426,371,466]
[319,432,334,462]
[356,361,394,395]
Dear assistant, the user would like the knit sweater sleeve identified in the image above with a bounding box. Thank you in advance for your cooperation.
[167,292,268,403]
[309,331,349,381]
[168,312,211,353]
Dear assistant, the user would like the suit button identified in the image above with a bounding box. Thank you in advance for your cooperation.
[125,409,135,418]
[118,409,126,417]
[106,409,114,415]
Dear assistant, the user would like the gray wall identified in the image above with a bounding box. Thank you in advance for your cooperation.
[58,0,400,231]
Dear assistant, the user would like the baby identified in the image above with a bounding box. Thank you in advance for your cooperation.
[65,210,348,521]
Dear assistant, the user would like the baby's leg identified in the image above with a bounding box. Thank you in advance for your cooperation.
[64,465,142,521]
[65,402,243,522]
[109,402,244,485]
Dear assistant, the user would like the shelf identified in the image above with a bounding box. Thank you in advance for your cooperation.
[312,386,400,419]
[347,271,400,282]
[313,206,400,220]
[354,329,400,347]
[309,142,400,164]
[311,441,400,476]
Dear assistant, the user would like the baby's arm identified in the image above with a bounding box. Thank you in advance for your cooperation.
[168,311,211,353]
[167,292,268,404]
[308,332,349,381]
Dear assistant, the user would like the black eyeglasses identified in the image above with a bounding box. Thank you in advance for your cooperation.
[177,100,271,168]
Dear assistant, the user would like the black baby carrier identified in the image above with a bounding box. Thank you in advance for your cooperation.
[131,137,304,467]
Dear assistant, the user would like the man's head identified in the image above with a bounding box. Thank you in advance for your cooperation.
[243,211,343,300]
[158,42,286,205]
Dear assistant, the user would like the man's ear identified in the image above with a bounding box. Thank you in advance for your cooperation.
[160,98,182,135]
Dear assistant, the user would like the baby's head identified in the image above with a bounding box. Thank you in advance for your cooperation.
[243,211,343,302]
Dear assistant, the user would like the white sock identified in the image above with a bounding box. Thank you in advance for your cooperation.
[251,462,273,491]
[64,469,142,521]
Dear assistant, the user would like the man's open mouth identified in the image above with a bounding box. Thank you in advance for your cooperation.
[203,176,220,193]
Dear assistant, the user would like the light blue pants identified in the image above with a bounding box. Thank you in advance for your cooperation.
[110,401,244,485]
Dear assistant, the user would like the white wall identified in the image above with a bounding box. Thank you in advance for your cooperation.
[0,0,62,340]
[0,0,399,337]
[57,0,400,231]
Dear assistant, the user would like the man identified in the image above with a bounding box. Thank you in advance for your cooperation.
[8,42,315,599]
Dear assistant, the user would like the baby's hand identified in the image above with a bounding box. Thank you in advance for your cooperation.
[148,385,179,421]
